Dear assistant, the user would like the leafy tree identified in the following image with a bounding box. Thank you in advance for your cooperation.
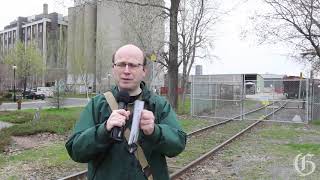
[4,41,44,97]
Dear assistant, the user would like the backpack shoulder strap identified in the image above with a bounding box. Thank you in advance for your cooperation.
[103,91,153,180]
[104,91,118,111]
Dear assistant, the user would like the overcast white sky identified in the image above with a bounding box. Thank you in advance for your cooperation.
[0,0,308,77]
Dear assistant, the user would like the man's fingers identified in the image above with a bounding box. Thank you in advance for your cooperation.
[110,120,124,128]
[140,119,153,125]
[106,111,128,131]
[114,109,130,119]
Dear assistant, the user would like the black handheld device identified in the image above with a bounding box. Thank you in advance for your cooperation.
[110,91,130,141]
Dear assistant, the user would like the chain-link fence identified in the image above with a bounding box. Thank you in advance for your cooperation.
[191,75,243,120]
[191,75,313,123]
[311,79,320,121]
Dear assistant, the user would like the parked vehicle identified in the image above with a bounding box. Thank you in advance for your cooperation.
[36,87,54,97]
[26,92,45,100]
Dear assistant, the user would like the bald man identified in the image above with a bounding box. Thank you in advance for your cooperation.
[66,44,186,180]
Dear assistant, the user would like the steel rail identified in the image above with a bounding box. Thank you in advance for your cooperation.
[169,102,287,179]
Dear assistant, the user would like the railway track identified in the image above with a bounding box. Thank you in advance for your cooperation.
[170,101,287,179]
[59,102,286,180]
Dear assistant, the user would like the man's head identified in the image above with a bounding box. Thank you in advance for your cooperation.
[112,44,147,93]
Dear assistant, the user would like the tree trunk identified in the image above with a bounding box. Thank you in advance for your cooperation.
[168,0,180,110]
[181,74,188,113]
[23,77,27,99]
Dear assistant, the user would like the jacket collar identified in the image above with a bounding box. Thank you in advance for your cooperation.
[111,81,151,102]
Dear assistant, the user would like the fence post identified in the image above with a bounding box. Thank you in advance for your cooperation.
[241,74,245,120]
[190,75,193,116]
[272,79,275,120]
[306,78,309,122]
[310,75,314,121]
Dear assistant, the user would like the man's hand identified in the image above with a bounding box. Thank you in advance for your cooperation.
[106,109,130,131]
[140,110,155,135]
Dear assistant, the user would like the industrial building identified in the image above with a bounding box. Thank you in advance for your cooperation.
[67,0,165,93]
[0,4,68,90]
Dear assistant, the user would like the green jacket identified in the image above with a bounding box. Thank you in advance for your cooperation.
[65,83,186,180]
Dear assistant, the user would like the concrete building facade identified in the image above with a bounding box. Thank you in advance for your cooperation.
[0,4,68,90]
[67,0,165,93]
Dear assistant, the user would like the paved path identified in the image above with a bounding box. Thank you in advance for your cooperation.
[0,98,88,111]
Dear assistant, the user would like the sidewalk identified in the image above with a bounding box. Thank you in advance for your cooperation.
[0,98,88,111]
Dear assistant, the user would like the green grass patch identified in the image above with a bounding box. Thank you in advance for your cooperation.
[62,93,97,98]
[280,143,320,155]
[179,118,212,133]
[0,142,86,176]
[244,100,263,109]
[311,120,320,125]
[259,125,301,140]
[0,107,83,151]
[0,111,34,124]
[177,96,191,115]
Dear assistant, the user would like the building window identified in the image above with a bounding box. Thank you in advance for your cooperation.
[39,24,42,33]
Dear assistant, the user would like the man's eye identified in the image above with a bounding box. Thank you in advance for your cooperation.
[119,63,127,67]
[128,63,137,67]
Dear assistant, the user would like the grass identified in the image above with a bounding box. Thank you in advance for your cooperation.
[179,118,212,133]
[0,111,34,123]
[259,127,300,140]
[244,99,263,108]
[311,119,320,125]
[170,121,252,167]
[0,142,86,179]
[177,95,191,115]
[62,93,97,98]
[0,143,66,166]
[283,143,320,155]
[233,123,320,179]
[0,107,82,151]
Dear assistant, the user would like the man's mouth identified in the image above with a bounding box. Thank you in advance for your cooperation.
[121,78,132,81]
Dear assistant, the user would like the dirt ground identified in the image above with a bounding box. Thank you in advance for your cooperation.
[5,133,67,155]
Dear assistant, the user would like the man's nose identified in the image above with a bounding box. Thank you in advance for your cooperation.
[124,64,130,73]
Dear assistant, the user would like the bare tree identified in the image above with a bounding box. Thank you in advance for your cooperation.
[250,0,320,71]
[177,0,218,111]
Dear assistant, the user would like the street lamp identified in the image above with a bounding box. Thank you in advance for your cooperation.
[12,65,17,102]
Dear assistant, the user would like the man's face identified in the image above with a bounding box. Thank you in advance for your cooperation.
[112,47,146,92]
